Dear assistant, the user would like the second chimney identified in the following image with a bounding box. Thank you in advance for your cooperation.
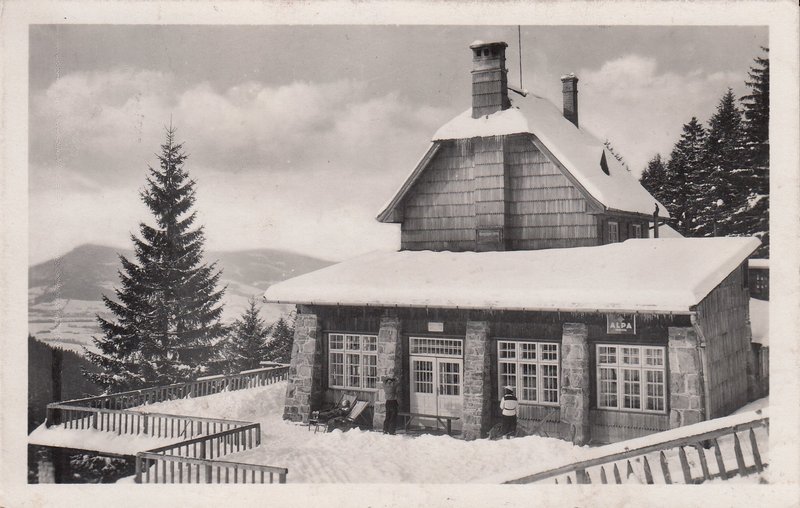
[470,41,510,119]
[560,73,579,128]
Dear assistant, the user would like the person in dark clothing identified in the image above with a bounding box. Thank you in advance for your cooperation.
[382,376,399,435]
[315,399,351,422]
[500,386,519,438]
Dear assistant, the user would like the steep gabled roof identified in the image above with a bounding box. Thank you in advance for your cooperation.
[264,237,759,314]
[377,93,669,222]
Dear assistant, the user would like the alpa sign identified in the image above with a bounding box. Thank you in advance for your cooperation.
[607,313,636,334]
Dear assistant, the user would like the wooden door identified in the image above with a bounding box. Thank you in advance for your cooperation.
[409,356,463,431]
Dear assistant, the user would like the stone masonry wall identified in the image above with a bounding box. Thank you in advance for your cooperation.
[462,321,491,440]
[372,317,403,430]
[668,326,705,428]
[560,323,590,445]
[283,313,323,422]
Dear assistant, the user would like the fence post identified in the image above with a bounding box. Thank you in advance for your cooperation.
[135,455,143,484]
[46,405,62,427]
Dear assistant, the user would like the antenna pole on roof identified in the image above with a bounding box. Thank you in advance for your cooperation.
[518,26,523,90]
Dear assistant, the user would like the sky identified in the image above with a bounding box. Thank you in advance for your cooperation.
[29,25,768,265]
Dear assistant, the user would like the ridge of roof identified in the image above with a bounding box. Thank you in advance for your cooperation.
[378,93,669,221]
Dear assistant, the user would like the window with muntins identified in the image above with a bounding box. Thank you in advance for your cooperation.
[328,333,378,390]
[497,340,559,405]
[596,344,666,413]
[631,224,642,238]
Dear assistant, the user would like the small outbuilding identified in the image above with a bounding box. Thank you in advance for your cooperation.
[265,41,761,444]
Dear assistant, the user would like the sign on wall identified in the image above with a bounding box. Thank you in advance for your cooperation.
[607,313,636,334]
[427,322,444,333]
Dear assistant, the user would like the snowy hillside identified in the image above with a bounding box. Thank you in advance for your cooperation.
[28,244,333,353]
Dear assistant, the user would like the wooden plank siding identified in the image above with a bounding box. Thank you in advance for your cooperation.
[694,264,751,419]
[401,139,476,251]
[505,135,599,250]
[589,410,670,444]
[400,134,608,251]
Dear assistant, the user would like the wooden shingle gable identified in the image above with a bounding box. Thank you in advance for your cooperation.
[376,133,612,226]
[376,143,441,223]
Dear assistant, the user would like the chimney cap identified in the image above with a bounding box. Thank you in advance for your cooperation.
[469,40,508,50]
[560,73,579,82]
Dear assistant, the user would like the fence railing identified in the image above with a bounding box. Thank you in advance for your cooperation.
[42,366,291,484]
[49,365,289,412]
[46,403,253,440]
[135,423,286,483]
[504,409,768,485]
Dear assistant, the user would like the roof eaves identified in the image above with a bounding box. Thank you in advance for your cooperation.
[376,142,441,223]
[262,297,695,316]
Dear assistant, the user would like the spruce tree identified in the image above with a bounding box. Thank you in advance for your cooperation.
[86,126,226,391]
[740,47,770,256]
[221,298,271,373]
[264,315,295,364]
[662,118,707,235]
[640,153,668,204]
[696,89,746,237]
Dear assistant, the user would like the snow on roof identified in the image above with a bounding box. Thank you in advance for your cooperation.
[430,95,669,218]
[748,258,769,269]
[264,237,759,314]
[750,298,769,346]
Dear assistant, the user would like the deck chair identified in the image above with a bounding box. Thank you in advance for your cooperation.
[325,400,370,433]
[308,394,355,433]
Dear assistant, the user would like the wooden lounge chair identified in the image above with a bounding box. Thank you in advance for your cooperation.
[325,400,370,433]
[308,394,354,433]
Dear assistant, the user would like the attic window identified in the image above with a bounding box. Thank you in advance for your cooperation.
[600,151,610,175]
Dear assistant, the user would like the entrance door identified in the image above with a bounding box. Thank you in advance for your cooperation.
[409,337,464,431]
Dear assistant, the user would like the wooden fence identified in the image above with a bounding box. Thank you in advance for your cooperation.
[135,423,287,483]
[504,409,768,484]
[42,366,290,484]
[49,365,289,412]
[45,404,252,440]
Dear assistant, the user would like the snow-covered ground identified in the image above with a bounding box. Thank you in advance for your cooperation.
[121,381,769,484]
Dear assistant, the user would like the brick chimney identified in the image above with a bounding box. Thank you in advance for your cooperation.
[470,41,510,119]
[560,73,579,127]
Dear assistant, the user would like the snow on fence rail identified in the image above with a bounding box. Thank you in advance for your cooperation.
[41,366,290,484]
[135,423,287,484]
[48,365,289,413]
[45,404,252,440]
[503,409,769,485]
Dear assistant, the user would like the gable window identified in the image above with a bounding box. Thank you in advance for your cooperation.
[631,224,642,238]
[497,340,559,405]
[608,221,619,243]
[596,344,666,413]
[328,333,378,390]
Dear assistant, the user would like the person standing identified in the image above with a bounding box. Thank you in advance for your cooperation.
[382,376,399,435]
[500,386,518,438]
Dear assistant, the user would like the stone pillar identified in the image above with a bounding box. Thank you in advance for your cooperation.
[283,313,323,423]
[373,316,403,430]
[462,321,491,440]
[560,323,590,445]
[668,327,705,427]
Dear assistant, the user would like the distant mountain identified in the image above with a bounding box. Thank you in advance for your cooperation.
[28,244,334,354]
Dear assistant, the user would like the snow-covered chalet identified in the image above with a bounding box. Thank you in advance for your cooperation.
[264,41,762,444]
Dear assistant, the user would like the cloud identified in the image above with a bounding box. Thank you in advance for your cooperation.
[574,55,746,174]
[29,68,447,263]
